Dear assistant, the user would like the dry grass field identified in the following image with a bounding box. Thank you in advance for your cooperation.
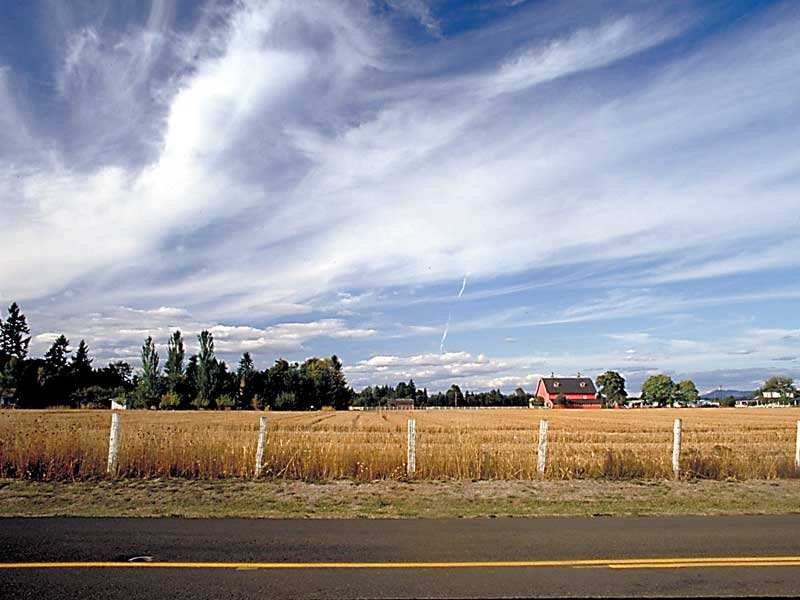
[1,408,798,481]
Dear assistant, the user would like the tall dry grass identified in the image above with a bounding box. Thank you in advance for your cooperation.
[0,408,797,481]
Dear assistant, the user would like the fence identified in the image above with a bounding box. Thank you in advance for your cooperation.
[352,405,531,411]
[89,412,800,481]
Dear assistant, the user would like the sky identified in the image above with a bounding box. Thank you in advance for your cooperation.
[1,0,799,394]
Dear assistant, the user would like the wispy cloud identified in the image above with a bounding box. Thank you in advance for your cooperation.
[1,1,799,389]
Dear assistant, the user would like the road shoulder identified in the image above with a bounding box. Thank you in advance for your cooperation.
[3,478,800,518]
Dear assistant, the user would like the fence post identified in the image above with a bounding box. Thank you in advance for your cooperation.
[537,419,549,477]
[407,418,416,477]
[795,421,800,473]
[672,418,682,479]
[254,415,267,476]
[106,412,120,475]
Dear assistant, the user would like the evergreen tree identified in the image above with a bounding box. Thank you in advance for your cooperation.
[44,335,70,376]
[1,302,31,360]
[70,340,93,385]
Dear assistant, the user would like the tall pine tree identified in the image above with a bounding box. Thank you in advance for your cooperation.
[70,340,93,386]
[44,335,70,376]
[1,302,31,360]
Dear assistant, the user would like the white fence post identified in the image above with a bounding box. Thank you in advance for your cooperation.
[407,418,416,476]
[106,412,120,475]
[255,415,267,476]
[672,418,682,479]
[537,419,549,477]
[795,421,800,473]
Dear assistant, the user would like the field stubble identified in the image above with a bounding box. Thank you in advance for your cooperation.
[1,409,797,481]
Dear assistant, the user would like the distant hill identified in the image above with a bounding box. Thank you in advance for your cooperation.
[700,389,756,400]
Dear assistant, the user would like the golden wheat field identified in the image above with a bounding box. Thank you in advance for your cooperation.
[1,408,798,481]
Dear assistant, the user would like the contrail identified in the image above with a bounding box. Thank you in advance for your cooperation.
[457,275,467,298]
[440,275,467,353]
[440,312,451,353]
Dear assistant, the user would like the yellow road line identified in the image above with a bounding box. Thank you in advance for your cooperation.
[2,557,800,570]
[611,561,800,570]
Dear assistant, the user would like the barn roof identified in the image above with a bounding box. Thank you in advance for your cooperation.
[539,377,597,395]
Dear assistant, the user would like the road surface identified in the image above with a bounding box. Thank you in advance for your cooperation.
[3,516,800,598]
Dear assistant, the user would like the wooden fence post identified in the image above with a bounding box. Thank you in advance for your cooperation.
[672,418,682,479]
[106,412,120,475]
[537,419,549,477]
[254,415,267,476]
[407,418,416,476]
[795,421,800,473]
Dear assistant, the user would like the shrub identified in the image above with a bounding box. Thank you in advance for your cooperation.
[274,392,297,410]
[217,394,235,410]
[159,391,181,410]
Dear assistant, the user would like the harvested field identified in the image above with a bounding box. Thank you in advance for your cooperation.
[1,408,798,481]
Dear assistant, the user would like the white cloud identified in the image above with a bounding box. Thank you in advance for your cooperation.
[2,2,800,390]
[26,304,375,366]
[347,350,547,390]
[5,3,799,311]
[490,16,680,95]
[389,0,442,37]
[607,332,652,344]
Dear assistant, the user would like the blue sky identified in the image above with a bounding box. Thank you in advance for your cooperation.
[1,0,799,393]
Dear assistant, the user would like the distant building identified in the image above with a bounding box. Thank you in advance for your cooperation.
[387,398,415,410]
[0,387,16,408]
[535,377,600,409]
[626,397,646,409]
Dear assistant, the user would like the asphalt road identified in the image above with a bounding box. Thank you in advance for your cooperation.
[3,516,800,598]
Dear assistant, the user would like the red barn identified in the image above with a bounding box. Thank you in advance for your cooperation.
[535,377,600,409]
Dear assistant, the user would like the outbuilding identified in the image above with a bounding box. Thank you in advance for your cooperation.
[535,377,600,409]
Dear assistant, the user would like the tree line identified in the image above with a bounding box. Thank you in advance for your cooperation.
[596,371,700,407]
[0,302,350,410]
[2,302,796,410]
[353,382,532,408]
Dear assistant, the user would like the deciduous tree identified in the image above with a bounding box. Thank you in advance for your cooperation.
[164,330,185,393]
[641,374,674,406]
[674,379,699,405]
[137,336,161,408]
[194,330,215,409]
[762,376,795,400]
[596,371,627,407]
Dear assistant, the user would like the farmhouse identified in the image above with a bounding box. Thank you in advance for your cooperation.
[535,377,600,409]
[387,398,415,410]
